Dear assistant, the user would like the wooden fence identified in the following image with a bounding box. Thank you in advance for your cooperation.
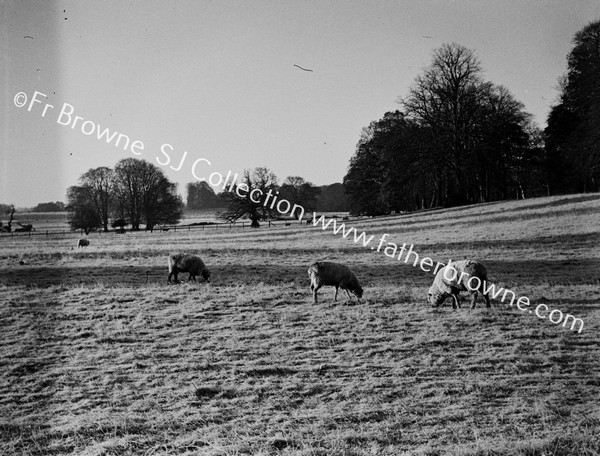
[0,218,311,239]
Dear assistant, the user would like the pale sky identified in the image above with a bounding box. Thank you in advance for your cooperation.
[2,0,599,207]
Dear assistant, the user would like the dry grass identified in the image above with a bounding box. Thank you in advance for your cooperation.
[1,194,600,455]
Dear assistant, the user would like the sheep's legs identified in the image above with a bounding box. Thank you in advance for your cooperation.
[313,284,322,304]
[168,272,179,284]
[484,293,491,308]
[334,287,339,301]
[469,292,491,309]
[451,294,460,310]
[345,289,352,301]
[469,292,477,310]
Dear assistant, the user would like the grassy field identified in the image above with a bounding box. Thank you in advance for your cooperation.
[1,194,600,455]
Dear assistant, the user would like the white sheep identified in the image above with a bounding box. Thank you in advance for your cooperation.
[308,261,363,304]
[168,253,211,284]
[427,259,491,310]
[77,239,90,249]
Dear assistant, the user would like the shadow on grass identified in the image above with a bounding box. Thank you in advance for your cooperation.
[2,257,598,287]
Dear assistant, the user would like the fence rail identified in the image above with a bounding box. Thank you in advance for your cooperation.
[0,218,312,239]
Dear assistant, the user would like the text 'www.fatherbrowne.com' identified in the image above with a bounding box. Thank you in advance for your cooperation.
[311,213,584,333]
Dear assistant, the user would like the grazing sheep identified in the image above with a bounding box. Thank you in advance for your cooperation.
[427,260,491,310]
[77,239,90,249]
[308,261,363,304]
[168,253,211,284]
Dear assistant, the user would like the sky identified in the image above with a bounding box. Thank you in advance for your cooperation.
[2,0,599,207]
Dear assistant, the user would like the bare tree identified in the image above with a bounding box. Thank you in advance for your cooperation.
[114,158,183,230]
[66,186,102,234]
[219,167,279,227]
[1,205,16,232]
[80,167,115,232]
[344,43,541,213]
[402,43,486,205]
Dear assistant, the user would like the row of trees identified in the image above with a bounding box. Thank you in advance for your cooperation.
[205,169,344,227]
[33,201,65,212]
[66,159,348,232]
[215,168,350,227]
[345,21,600,215]
[187,176,349,213]
[67,158,184,233]
[344,43,545,215]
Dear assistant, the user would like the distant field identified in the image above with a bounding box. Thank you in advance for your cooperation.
[1,194,599,455]
[2,208,346,235]
[6,211,71,232]
[5,209,226,233]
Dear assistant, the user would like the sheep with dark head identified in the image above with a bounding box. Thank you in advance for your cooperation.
[168,253,210,284]
[427,259,490,310]
[77,239,90,249]
[308,261,363,304]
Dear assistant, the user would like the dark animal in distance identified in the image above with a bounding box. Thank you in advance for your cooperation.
[14,223,34,232]
[77,239,90,248]
[168,253,211,284]
[308,261,363,304]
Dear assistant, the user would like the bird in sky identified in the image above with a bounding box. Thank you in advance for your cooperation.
[294,64,313,72]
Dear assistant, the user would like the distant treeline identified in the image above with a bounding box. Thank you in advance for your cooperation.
[0,204,14,213]
[32,201,66,212]
[186,181,349,213]
[0,202,65,213]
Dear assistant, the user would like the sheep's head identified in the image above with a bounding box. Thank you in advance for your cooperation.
[202,268,211,283]
[353,285,364,299]
[427,286,445,307]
